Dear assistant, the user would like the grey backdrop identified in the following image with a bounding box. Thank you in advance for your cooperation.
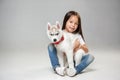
[0,0,120,52]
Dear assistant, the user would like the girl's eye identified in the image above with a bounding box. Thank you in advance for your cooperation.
[75,23,78,25]
[70,21,73,23]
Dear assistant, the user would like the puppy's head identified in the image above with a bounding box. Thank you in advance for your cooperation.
[47,21,63,43]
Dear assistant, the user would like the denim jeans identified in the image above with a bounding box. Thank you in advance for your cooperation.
[48,43,94,74]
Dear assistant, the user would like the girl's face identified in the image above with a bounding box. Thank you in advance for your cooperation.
[65,15,79,33]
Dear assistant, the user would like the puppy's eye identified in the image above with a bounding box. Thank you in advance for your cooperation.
[50,34,54,36]
[55,33,59,35]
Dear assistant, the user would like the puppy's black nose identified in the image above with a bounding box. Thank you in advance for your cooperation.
[53,39,57,42]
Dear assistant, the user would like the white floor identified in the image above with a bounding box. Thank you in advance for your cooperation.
[0,48,120,80]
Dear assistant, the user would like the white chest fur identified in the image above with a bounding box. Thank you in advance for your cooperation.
[55,31,74,53]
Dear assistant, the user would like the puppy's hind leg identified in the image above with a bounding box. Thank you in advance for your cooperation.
[74,49,85,66]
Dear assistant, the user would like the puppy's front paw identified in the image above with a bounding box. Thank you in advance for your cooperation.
[66,68,76,77]
[55,67,65,76]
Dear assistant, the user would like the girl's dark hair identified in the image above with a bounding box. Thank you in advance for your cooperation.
[62,11,85,41]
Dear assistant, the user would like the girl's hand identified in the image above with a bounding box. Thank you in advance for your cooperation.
[73,39,89,53]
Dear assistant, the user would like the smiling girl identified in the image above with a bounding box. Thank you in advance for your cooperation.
[48,11,94,76]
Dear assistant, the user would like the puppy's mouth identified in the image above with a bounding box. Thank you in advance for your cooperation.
[52,36,64,45]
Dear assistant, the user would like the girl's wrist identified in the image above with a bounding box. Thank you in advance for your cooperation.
[79,44,82,49]
[74,45,82,53]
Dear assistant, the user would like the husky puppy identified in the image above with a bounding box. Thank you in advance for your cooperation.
[47,21,84,76]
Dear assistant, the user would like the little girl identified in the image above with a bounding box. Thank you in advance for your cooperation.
[48,11,94,76]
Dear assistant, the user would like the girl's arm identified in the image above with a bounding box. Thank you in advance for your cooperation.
[73,39,89,53]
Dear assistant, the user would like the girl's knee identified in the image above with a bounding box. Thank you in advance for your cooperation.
[87,54,95,63]
[48,43,55,51]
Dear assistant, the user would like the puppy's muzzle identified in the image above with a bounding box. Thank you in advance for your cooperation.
[53,39,57,42]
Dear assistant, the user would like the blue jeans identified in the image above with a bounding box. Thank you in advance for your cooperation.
[48,43,94,74]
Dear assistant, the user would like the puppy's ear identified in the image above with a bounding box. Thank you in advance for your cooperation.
[47,22,51,30]
[56,21,61,29]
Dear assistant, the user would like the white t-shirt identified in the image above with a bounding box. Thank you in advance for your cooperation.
[74,33,85,45]
[63,30,85,45]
